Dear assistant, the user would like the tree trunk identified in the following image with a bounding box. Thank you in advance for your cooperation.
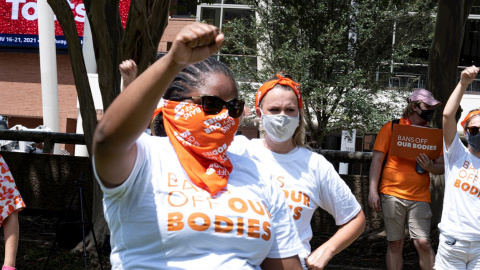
[47,0,103,251]
[47,0,171,252]
[120,0,171,74]
[47,0,97,153]
[427,0,475,231]
[428,0,475,129]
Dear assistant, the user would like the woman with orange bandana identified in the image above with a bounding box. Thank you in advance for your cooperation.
[92,23,303,270]
[434,65,480,270]
[229,74,366,270]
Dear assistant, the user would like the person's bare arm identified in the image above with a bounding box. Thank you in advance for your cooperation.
[368,150,386,212]
[305,210,365,270]
[93,23,224,188]
[261,256,303,270]
[443,65,479,150]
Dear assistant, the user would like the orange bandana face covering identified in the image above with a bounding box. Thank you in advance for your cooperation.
[255,74,302,110]
[159,100,239,196]
[461,109,480,128]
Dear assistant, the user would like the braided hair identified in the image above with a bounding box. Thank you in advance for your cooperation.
[151,57,237,136]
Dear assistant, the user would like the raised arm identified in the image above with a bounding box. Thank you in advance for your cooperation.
[443,65,479,150]
[93,23,224,188]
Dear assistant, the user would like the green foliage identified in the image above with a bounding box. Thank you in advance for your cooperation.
[222,0,436,148]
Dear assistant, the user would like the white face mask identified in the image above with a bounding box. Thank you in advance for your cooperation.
[260,110,299,143]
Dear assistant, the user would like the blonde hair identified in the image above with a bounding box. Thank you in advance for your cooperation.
[402,101,421,119]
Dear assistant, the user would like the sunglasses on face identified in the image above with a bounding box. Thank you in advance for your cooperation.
[467,126,480,135]
[179,95,245,118]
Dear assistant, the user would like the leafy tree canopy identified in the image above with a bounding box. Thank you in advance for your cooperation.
[222,0,436,148]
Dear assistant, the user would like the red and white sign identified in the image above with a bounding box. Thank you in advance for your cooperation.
[0,0,130,47]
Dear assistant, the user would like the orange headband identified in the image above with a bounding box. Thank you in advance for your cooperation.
[461,109,480,128]
[152,107,162,119]
[255,74,302,110]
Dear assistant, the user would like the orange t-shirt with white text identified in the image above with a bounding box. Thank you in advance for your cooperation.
[373,118,436,202]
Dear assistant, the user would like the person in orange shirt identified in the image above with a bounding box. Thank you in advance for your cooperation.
[368,89,444,270]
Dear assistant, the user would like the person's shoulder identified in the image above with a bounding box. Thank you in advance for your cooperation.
[137,134,174,154]
[308,149,334,168]
[229,135,251,154]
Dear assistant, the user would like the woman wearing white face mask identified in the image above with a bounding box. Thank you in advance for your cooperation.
[229,74,366,270]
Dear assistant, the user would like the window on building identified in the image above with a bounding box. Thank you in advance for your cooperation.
[197,1,257,80]
[171,0,198,18]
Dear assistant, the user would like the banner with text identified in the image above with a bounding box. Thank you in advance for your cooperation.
[390,124,442,160]
[0,0,130,48]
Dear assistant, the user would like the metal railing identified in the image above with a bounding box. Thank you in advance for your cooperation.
[0,130,85,154]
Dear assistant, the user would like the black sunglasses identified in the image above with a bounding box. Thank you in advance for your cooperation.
[467,126,479,136]
[179,95,245,118]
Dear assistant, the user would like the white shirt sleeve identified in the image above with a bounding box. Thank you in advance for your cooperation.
[316,161,362,226]
[228,135,251,156]
[92,133,149,199]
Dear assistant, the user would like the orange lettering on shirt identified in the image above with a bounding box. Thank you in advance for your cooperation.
[248,200,265,216]
[293,206,303,220]
[206,197,220,209]
[303,193,310,207]
[214,215,234,233]
[182,179,199,192]
[291,191,302,203]
[470,186,479,196]
[188,212,210,231]
[261,222,271,241]
[468,163,476,171]
[192,195,204,207]
[168,212,184,231]
[276,176,285,188]
[454,179,461,188]
[463,160,470,169]
[168,191,188,207]
[228,197,248,213]
[282,189,289,199]
[461,182,470,192]
[237,217,244,236]
[168,173,179,187]
[248,219,260,238]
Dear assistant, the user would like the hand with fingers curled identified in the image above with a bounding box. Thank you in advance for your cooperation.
[305,245,335,270]
[416,153,433,171]
[460,65,480,86]
[169,22,224,67]
[119,59,138,88]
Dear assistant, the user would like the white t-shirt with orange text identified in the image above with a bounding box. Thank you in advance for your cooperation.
[229,136,361,260]
[94,134,302,270]
[438,133,480,241]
